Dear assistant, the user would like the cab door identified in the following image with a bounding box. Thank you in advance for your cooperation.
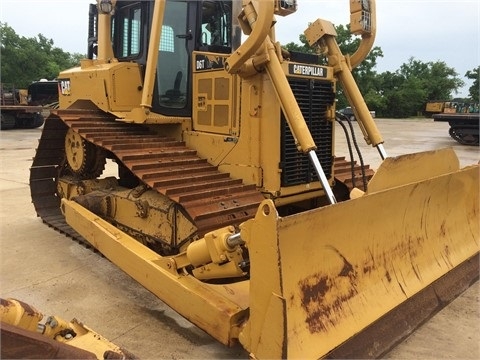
[151,0,195,117]
[192,1,237,135]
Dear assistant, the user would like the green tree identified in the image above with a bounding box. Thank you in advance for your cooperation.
[373,71,406,117]
[372,58,463,117]
[392,57,464,116]
[465,66,479,102]
[334,25,384,110]
[383,76,426,118]
[1,23,84,88]
[399,58,463,101]
[282,26,469,118]
[283,34,317,55]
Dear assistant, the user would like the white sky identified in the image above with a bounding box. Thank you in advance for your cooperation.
[1,0,479,97]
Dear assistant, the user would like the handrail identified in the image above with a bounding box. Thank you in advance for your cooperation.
[349,0,377,69]
[224,0,275,74]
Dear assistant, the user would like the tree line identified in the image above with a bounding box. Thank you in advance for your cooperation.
[1,22,478,118]
[1,23,83,89]
[284,25,479,118]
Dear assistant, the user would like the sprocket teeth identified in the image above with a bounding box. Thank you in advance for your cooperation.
[65,128,106,178]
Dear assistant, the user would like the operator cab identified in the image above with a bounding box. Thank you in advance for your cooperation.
[89,0,235,117]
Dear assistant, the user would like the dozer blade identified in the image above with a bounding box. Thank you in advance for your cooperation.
[240,148,479,359]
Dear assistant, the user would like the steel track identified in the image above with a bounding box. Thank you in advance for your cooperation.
[30,109,373,246]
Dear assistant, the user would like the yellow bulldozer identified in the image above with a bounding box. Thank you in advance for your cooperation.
[26,0,478,358]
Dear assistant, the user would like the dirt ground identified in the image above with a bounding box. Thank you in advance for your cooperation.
[0,118,478,359]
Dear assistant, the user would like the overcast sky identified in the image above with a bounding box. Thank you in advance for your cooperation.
[1,0,478,97]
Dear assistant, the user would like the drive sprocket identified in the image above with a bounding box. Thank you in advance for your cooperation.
[65,128,106,178]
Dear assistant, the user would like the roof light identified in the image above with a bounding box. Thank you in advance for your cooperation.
[98,0,114,15]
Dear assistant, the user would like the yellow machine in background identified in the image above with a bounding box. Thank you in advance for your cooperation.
[0,298,135,359]
[28,0,478,358]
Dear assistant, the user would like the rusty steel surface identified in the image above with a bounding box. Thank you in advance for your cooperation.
[298,251,357,334]
[30,110,264,239]
[326,254,479,358]
[261,151,479,357]
[1,296,138,360]
[0,322,97,359]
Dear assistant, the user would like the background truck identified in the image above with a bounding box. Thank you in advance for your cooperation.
[25,0,478,359]
[0,81,58,130]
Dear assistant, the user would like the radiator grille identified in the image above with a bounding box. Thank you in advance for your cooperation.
[280,78,334,186]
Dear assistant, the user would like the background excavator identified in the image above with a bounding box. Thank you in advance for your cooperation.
[26,0,478,358]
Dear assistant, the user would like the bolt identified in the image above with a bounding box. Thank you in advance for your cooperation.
[46,316,58,328]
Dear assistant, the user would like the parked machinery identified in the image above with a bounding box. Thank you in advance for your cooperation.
[0,298,135,359]
[29,1,478,358]
[433,103,479,145]
[0,81,58,130]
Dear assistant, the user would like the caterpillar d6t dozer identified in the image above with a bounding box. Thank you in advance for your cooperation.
[30,0,479,358]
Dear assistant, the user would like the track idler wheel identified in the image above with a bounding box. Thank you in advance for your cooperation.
[65,128,106,178]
